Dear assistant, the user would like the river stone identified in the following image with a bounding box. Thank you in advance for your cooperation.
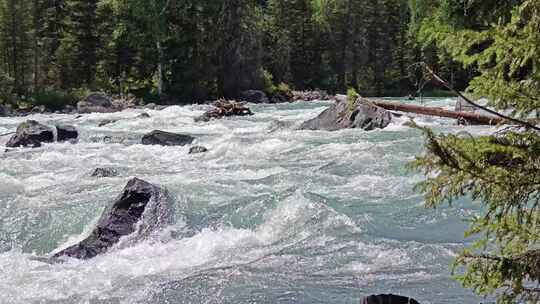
[6,120,54,148]
[77,93,115,113]
[31,105,47,114]
[145,103,157,110]
[90,167,119,178]
[189,146,208,154]
[98,119,118,127]
[142,130,195,146]
[240,90,269,104]
[299,96,392,131]
[56,125,78,142]
[137,112,151,119]
[53,178,174,260]
[361,294,420,304]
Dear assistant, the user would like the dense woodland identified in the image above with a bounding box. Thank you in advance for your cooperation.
[1,1,540,303]
[0,0,465,108]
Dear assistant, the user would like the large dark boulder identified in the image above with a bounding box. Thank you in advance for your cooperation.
[240,90,269,104]
[361,294,420,304]
[270,93,291,104]
[53,178,174,259]
[299,96,392,131]
[77,93,115,113]
[56,125,78,142]
[142,130,195,146]
[6,120,54,148]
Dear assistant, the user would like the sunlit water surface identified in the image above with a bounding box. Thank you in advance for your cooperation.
[0,98,489,303]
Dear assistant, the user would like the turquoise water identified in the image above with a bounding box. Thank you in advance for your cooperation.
[0,99,488,303]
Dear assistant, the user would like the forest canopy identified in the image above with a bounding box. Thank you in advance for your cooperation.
[0,0,460,106]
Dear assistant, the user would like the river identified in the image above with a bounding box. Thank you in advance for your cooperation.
[0,98,486,303]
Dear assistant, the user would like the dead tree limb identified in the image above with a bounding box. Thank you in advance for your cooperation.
[370,100,510,125]
[420,64,540,131]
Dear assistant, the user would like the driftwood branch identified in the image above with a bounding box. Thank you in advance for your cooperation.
[420,64,540,131]
[370,100,514,126]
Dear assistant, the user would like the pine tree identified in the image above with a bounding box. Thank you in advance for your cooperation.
[0,0,33,96]
[219,0,264,98]
[57,0,99,89]
[412,1,540,302]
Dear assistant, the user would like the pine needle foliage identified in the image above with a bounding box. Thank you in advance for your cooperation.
[412,1,540,302]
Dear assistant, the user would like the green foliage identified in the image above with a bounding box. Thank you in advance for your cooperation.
[276,82,292,98]
[30,90,76,111]
[411,125,540,303]
[347,87,360,113]
[422,1,540,117]
[261,69,276,95]
[0,72,14,103]
[0,0,424,101]
[411,1,540,302]
[347,87,359,102]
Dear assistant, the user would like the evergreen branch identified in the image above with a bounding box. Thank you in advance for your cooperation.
[523,287,540,294]
[462,249,540,265]
[421,64,540,132]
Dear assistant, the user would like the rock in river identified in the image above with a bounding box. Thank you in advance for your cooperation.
[136,112,151,119]
[56,125,78,142]
[53,178,174,259]
[189,146,208,154]
[239,90,269,104]
[77,92,115,114]
[90,167,119,178]
[142,130,195,146]
[299,96,392,131]
[361,294,420,304]
[6,120,54,148]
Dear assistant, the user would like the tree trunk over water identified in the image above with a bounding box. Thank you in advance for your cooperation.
[369,99,520,126]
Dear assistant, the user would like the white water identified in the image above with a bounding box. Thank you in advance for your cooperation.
[0,99,486,303]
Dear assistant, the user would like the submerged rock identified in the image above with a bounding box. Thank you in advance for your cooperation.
[142,130,195,146]
[53,178,174,260]
[56,125,78,142]
[98,119,118,127]
[361,294,420,304]
[77,93,114,114]
[299,96,392,131]
[90,167,119,178]
[189,146,208,154]
[6,120,54,148]
[137,112,151,119]
[240,90,269,104]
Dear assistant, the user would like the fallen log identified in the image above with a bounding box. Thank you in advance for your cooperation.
[371,99,512,126]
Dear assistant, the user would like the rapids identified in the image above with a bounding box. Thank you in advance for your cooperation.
[0,99,486,303]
